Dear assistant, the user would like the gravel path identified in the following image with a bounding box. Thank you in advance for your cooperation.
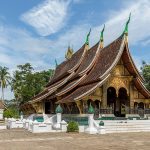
[0,129,150,150]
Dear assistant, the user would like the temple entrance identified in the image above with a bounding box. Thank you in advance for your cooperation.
[107,87,116,115]
[45,102,51,114]
[118,88,128,117]
[138,102,144,118]
[138,102,144,109]
[107,87,128,117]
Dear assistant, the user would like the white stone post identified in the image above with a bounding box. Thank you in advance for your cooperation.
[54,104,63,129]
[20,111,23,120]
[28,120,33,131]
[85,104,98,134]
[55,113,61,129]
[9,118,16,129]
[98,121,106,134]
[61,120,67,132]
[0,109,4,119]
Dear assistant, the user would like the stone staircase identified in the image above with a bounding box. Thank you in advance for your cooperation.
[96,120,150,133]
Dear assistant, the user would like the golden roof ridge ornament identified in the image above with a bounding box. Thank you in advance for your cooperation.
[123,13,131,43]
[100,24,105,48]
[65,44,74,60]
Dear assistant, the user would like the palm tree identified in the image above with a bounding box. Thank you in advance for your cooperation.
[0,66,11,101]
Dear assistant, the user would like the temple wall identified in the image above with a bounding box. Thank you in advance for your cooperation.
[101,58,149,109]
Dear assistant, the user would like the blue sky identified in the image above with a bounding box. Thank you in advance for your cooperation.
[0,0,150,100]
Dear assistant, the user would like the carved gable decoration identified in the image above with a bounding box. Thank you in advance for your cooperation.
[112,65,124,76]
[107,77,130,94]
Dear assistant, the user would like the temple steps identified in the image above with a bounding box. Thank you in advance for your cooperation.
[96,120,150,133]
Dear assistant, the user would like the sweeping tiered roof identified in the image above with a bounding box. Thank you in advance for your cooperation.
[56,42,100,96]
[31,41,99,102]
[57,35,124,103]
[57,35,150,103]
[47,44,86,86]
[30,16,150,104]
[31,44,85,102]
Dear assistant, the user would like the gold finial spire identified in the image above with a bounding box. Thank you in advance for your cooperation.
[65,44,74,60]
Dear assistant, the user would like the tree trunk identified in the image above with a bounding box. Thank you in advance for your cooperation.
[2,87,4,101]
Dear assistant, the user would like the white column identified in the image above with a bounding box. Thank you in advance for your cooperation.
[85,114,97,134]
[54,113,62,129]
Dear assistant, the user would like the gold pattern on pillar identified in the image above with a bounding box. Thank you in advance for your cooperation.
[76,101,83,114]
[32,102,43,113]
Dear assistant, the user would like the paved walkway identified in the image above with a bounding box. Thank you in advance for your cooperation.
[0,129,150,150]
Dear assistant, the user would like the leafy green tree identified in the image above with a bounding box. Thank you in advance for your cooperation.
[141,61,150,91]
[3,108,19,118]
[0,66,11,101]
[11,63,54,105]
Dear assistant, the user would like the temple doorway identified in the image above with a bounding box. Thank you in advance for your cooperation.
[107,87,116,115]
[45,102,51,114]
[138,102,144,109]
[107,87,128,117]
[118,87,128,117]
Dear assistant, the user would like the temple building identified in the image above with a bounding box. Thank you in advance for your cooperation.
[21,15,150,117]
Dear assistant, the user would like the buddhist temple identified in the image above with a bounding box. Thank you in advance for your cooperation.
[21,15,150,117]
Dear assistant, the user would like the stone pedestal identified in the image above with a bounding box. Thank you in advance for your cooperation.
[25,119,30,129]
[28,120,33,131]
[85,114,97,134]
[79,126,85,133]
[54,113,61,129]
[0,109,4,120]
[99,126,106,134]
[61,120,67,132]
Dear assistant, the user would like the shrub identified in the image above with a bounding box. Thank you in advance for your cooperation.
[67,121,79,132]
[3,108,19,118]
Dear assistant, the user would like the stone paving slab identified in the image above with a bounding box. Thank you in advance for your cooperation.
[0,129,150,150]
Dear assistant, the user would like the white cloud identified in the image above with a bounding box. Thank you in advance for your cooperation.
[0,53,12,65]
[40,0,150,60]
[88,0,150,47]
[21,0,71,36]
[0,87,14,100]
[0,23,55,78]
[72,0,85,4]
[0,27,52,54]
[141,39,150,46]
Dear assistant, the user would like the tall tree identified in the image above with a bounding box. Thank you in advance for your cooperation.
[11,63,54,105]
[141,61,150,91]
[0,66,11,101]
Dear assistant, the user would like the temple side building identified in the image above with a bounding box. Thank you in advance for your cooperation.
[21,16,150,117]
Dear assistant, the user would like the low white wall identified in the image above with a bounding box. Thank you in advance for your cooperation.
[30,121,52,133]
[0,109,4,120]
[7,119,24,129]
